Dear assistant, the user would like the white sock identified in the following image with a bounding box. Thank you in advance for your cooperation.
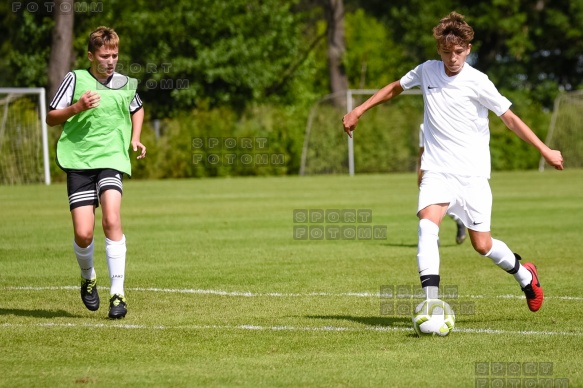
[485,238,532,287]
[417,219,440,298]
[514,264,533,288]
[424,286,439,299]
[74,239,95,280]
[417,219,440,276]
[106,235,126,296]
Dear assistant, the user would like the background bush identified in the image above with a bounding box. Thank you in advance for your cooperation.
[41,91,552,182]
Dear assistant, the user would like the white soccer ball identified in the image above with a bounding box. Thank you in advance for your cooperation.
[412,299,455,337]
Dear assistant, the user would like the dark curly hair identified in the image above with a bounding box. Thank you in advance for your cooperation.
[88,26,119,54]
[433,12,474,49]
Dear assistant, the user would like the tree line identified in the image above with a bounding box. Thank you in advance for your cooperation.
[1,0,581,178]
[3,0,583,112]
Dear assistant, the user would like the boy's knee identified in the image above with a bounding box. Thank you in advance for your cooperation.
[471,238,492,255]
[102,215,120,230]
[74,232,94,248]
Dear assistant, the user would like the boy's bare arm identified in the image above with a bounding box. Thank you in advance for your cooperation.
[45,91,100,126]
[500,109,563,170]
[130,107,146,159]
[342,80,404,137]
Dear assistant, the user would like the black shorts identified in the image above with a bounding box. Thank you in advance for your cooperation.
[66,169,123,211]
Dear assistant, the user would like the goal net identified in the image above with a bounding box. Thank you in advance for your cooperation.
[539,90,583,171]
[0,88,50,185]
[300,89,423,176]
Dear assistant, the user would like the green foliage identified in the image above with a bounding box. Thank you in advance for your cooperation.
[347,0,583,108]
[88,0,308,116]
[128,104,307,179]
[1,0,312,115]
[354,98,422,173]
[3,0,583,107]
[343,9,404,89]
[354,0,458,73]
[302,95,423,175]
[489,90,552,171]
[301,104,348,174]
[2,10,52,88]
[301,91,554,176]
[44,90,553,181]
[469,0,583,107]
[2,1,579,179]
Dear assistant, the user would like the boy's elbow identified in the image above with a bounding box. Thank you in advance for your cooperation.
[46,111,63,127]
[46,117,57,127]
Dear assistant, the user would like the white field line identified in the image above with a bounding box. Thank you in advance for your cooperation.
[0,322,582,337]
[3,287,583,337]
[4,286,583,301]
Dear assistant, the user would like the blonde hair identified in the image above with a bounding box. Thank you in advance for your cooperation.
[88,26,119,53]
[433,12,474,49]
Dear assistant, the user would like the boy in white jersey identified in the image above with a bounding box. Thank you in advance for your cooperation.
[342,12,563,312]
[46,26,146,319]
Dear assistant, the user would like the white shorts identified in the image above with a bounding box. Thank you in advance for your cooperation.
[417,171,492,232]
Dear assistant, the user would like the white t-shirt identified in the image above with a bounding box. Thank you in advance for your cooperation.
[49,70,143,113]
[401,60,511,178]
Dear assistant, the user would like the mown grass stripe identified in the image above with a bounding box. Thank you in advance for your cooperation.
[4,286,583,301]
[1,322,581,337]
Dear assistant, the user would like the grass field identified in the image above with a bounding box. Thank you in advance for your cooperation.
[1,170,583,387]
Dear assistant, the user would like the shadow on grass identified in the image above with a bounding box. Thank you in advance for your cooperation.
[381,242,418,248]
[306,315,420,338]
[305,314,411,327]
[0,308,79,318]
[382,242,459,248]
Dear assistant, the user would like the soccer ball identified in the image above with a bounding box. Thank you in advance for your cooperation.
[411,299,455,337]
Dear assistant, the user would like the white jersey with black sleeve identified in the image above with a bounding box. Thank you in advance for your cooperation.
[400,60,511,179]
[49,70,143,113]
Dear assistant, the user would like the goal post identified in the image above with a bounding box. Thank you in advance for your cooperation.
[345,89,422,176]
[539,90,583,172]
[0,88,50,185]
[300,88,423,176]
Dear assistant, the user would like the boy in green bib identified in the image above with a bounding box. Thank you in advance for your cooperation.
[47,26,146,319]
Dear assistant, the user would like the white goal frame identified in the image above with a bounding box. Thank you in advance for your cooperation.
[345,89,422,176]
[538,90,583,172]
[0,88,50,185]
[300,88,423,176]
